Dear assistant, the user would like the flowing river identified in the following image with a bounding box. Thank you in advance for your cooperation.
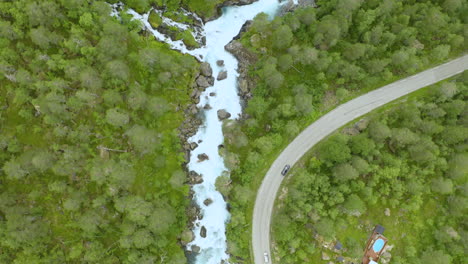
[111,1,290,263]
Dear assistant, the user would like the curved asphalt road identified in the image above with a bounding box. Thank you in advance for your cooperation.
[252,55,468,264]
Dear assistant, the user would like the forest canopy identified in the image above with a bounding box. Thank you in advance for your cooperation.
[273,74,467,264]
[0,0,198,263]
[222,0,467,262]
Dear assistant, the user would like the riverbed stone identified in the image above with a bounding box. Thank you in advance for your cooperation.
[191,245,201,253]
[183,143,191,151]
[203,198,213,206]
[196,75,210,88]
[189,171,203,184]
[190,142,198,150]
[207,76,215,85]
[217,71,228,80]
[197,153,209,162]
[239,79,249,94]
[209,92,216,97]
[203,104,212,110]
[200,226,207,238]
[180,230,194,245]
[217,60,224,66]
[191,89,201,99]
[200,62,212,77]
[190,105,199,115]
[217,109,231,120]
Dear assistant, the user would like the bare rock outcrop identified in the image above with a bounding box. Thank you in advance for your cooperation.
[225,39,257,64]
[217,109,231,120]
[224,27,258,104]
[279,0,317,16]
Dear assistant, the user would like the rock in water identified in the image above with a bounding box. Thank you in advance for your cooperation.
[203,198,213,206]
[217,109,231,120]
[207,76,215,85]
[200,62,212,77]
[200,226,207,238]
[190,142,198,150]
[191,245,201,253]
[217,71,228,80]
[197,153,209,162]
[217,60,224,66]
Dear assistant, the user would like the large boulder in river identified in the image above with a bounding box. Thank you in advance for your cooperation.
[217,109,231,120]
[197,153,209,162]
[200,226,207,238]
[200,62,212,77]
[203,198,213,206]
[217,71,227,80]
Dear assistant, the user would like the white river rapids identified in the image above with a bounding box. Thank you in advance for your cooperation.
[111,1,294,263]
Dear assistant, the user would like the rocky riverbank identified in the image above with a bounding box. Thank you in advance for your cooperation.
[178,61,215,251]
[278,0,316,16]
[175,1,315,261]
[223,0,317,117]
[224,26,258,116]
[204,0,259,22]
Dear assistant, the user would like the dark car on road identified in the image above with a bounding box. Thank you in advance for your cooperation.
[281,165,290,176]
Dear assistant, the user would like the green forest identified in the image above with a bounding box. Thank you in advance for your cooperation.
[273,74,467,264]
[0,1,199,263]
[0,0,466,263]
[221,0,467,262]
[113,0,246,20]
